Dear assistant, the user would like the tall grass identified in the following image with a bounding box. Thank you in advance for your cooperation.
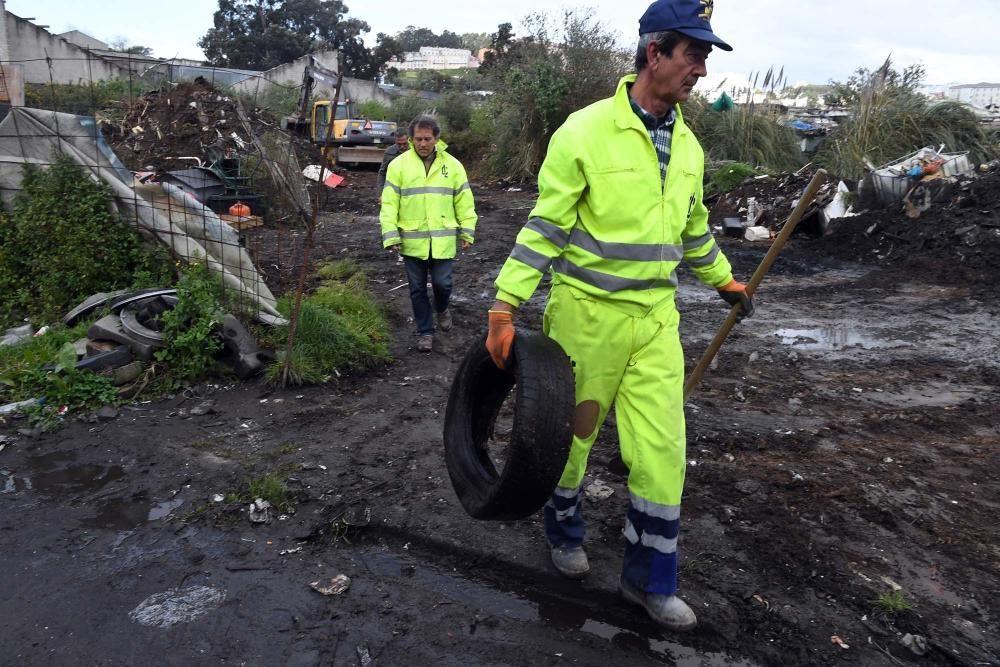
[817,58,998,179]
[25,79,156,115]
[244,83,300,116]
[684,98,804,173]
[265,261,392,386]
[684,67,804,174]
[356,100,389,120]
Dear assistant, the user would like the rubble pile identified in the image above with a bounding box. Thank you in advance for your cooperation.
[819,165,1000,283]
[707,171,837,236]
[102,81,272,172]
[710,164,1000,286]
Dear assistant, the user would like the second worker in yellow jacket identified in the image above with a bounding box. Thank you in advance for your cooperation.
[380,115,478,353]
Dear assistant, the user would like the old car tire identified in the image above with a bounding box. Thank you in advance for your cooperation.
[444,331,575,521]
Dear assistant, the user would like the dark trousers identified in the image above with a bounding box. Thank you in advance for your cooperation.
[403,256,453,335]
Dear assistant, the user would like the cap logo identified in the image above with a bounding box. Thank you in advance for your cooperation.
[699,0,714,20]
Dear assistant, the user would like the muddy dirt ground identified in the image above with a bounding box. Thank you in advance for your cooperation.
[2,168,999,666]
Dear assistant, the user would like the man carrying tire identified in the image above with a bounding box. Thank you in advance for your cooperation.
[381,115,478,352]
[485,0,753,632]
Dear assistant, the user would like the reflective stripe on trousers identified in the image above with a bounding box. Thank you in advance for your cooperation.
[543,485,584,548]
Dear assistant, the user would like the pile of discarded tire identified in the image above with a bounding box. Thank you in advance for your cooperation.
[65,288,273,379]
[443,332,575,521]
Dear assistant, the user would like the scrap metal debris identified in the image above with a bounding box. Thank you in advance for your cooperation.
[128,585,227,628]
[249,498,272,524]
[103,82,252,173]
[900,633,928,656]
[310,574,351,596]
[709,161,1000,280]
[584,479,614,501]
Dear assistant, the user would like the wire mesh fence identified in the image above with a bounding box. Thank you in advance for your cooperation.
[0,53,333,384]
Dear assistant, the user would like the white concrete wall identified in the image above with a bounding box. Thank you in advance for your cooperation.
[58,30,108,51]
[5,14,126,84]
[228,51,391,106]
[948,85,1000,109]
[388,46,478,71]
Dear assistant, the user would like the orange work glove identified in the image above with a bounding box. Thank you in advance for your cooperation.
[486,310,515,369]
[717,279,755,321]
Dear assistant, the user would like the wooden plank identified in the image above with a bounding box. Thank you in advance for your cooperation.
[218,213,264,230]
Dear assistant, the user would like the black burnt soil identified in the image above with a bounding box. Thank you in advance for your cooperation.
[2,169,997,666]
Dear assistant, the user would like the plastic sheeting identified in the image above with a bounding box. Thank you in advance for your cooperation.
[0,107,285,325]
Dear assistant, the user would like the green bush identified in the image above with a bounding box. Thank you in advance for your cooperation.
[154,263,224,388]
[1,321,91,403]
[477,10,630,179]
[267,262,392,386]
[706,162,757,196]
[356,100,389,120]
[444,104,496,165]
[244,83,300,117]
[0,327,120,429]
[437,91,473,133]
[0,157,175,328]
[388,96,435,125]
[25,79,153,115]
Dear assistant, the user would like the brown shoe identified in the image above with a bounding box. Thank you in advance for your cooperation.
[437,308,453,331]
[416,335,433,352]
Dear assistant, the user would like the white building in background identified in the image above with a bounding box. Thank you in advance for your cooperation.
[388,47,479,71]
[947,82,1000,109]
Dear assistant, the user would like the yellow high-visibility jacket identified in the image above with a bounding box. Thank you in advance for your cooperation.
[495,75,733,316]
[380,140,477,260]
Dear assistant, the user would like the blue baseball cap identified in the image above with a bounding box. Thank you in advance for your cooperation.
[638,0,733,51]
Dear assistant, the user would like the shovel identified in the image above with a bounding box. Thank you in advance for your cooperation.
[684,169,829,401]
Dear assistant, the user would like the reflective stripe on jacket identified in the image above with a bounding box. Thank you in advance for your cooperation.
[379,140,477,260]
[494,75,732,315]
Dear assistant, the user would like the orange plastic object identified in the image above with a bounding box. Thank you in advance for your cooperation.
[924,159,946,175]
[229,202,251,217]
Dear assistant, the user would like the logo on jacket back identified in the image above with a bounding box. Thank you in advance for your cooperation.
[441,165,449,178]
[699,0,714,20]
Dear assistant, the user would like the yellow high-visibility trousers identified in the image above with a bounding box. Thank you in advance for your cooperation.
[542,283,686,594]
[543,283,686,504]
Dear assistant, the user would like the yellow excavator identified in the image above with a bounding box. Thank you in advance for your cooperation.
[283,55,398,166]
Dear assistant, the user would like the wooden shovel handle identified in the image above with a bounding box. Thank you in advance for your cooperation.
[683,169,829,402]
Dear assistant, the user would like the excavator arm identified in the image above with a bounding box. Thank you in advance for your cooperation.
[285,55,342,133]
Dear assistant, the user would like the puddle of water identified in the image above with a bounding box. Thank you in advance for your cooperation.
[148,498,184,521]
[79,495,184,530]
[530,585,755,666]
[82,492,150,530]
[23,450,126,499]
[863,382,990,409]
[31,464,126,497]
[773,325,909,351]
[363,551,755,666]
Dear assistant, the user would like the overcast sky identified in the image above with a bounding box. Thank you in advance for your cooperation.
[10,0,999,87]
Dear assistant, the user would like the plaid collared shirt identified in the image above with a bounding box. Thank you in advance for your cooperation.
[628,90,676,186]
